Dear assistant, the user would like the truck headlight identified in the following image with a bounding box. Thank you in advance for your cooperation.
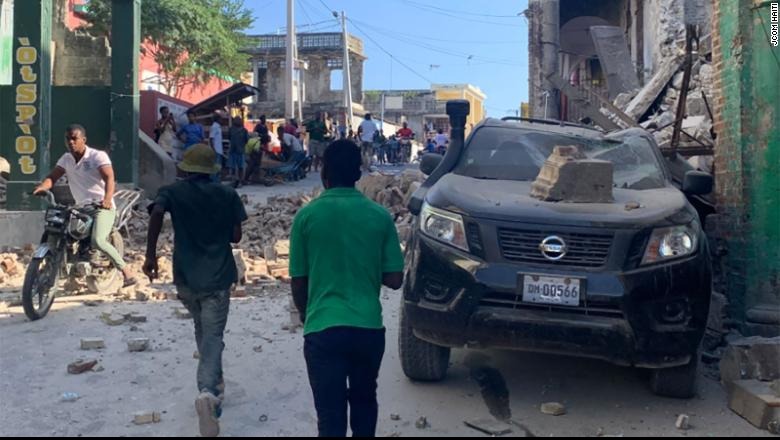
[642,224,699,265]
[420,202,469,252]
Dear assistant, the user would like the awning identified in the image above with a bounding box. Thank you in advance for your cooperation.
[188,83,260,116]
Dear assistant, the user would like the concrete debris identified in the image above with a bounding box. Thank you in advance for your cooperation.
[233,249,248,285]
[193,351,200,360]
[720,336,780,383]
[675,414,691,430]
[464,419,513,436]
[1,256,19,276]
[624,54,684,120]
[541,402,567,416]
[727,380,780,433]
[83,300,104,307]
[390,414,401,421]
[80,338,105,350]
[127,338,150,352]
[415,416,429,429]
[133,411,162,425]
[100,313,126,326]
[531,146,614,203]
[125,313,147,323]
[67,359,98,375]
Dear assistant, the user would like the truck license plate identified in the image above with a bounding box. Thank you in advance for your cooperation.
[522,275,581,307]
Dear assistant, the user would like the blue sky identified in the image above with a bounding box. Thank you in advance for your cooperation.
[245,0,529,117]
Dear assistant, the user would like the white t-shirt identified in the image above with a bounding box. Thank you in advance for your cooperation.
[434,133,449,147]
[283,133,304,152]
[56,147,114,207]
[359,120,378,143]
[210,122,224,156]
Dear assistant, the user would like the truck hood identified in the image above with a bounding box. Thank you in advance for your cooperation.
[426,174,692,228]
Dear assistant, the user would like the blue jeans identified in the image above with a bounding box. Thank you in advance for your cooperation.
[304,327,386,437]
[177,286,231,397]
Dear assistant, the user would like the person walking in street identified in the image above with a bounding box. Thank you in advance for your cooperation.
[290,140,404,437]
[357,114,378,172]
[228,117,249,188]
[34,124,138,287]
[143,143,248,437]
[305,112,330,173]
[209,113,225,183]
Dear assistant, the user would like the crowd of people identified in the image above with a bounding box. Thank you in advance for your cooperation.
[154,107,450,185]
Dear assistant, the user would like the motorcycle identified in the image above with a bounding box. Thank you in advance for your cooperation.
[21,189,140,321]
[398,138,413,163]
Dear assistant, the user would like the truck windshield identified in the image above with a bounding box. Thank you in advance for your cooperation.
[454,128,667,190]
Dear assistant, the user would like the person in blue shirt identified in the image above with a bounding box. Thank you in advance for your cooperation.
[178,111,205,150]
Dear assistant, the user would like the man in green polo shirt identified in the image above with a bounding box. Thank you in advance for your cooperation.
[290,140,404,437]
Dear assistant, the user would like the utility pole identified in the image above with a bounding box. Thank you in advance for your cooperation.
[340,11,354,130]
[285,0,295,119]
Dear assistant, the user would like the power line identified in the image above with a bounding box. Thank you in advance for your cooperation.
[401,0,524,19]
[393,0,523,27]
[297,0,316,27]
[347,18,433,85]
[350,18,524,66]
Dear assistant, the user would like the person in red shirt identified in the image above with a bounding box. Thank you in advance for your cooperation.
[396,122,415,163]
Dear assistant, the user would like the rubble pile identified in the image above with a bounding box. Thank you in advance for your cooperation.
[357,169,426,243]
[607,50,715,167]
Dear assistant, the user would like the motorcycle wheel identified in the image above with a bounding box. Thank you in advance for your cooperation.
[86,231,125,294]
[21,254,60,321]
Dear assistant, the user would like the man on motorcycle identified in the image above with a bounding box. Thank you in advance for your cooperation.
[33,124,137,287]
[396,122,415,163]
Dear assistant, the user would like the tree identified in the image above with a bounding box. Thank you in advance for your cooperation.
[83,0,254,98]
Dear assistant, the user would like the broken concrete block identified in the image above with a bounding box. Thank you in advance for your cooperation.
[165,291,179,301]
[274,240,290,258]
[464,418,513,436]
[233,249,247,284]
[100,312,126,326]
[263,245,277,262]
[1,257,19,276]
[133,411,161,425]
[127,338,150,353]
[531,146,614,203]
[125,314,147,323]
[415,416,429,429]
[173,308,192,320]
[390,414,401,421]
[720,337,780,383]
[625,55,684,120]
[675,414,690,430]
[541,402,567,416]
[67,359,98,375]
[134,291,149,302]
[727,380,780,432]
[232,286,248,298]
[80,338,105,350]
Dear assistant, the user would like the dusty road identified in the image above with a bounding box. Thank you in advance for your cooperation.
[0,285,769,438]
[0,175,770,438]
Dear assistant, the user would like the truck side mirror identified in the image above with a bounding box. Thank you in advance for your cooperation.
[420,154,443,176]
[682,171,713,195]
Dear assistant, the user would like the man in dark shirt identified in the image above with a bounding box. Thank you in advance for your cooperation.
[290,140,404,437]
[305,112,330,172]
[143,144,248,437]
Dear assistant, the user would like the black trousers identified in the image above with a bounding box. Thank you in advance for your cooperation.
[304,327,386,438]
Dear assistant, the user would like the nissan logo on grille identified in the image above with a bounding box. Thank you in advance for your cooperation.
[540,236,568,261]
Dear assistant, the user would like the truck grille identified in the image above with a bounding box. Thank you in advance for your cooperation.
[481,292,624,318]
[497,228,613,268]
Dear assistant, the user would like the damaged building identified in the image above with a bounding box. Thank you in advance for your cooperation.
[244,32,367,121]
[527,0,779,336]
